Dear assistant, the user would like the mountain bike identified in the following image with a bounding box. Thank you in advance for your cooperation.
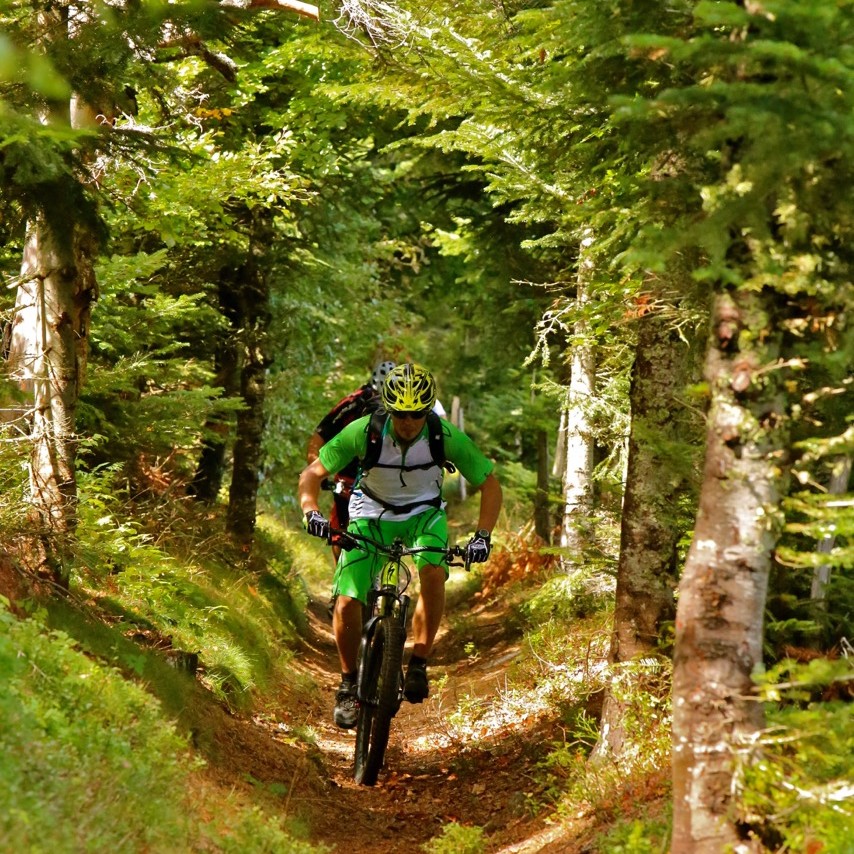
[326,526,470,786]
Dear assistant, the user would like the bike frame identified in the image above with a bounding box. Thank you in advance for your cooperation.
[358,548,411,705]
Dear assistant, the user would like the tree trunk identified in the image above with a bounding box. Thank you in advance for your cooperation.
[1,5,99,584]
[595,296,700,760]
[7,214,96,582]
[188,274,242,502]
[226,213,272,547]
[560,230,596,562]
[671,288,790,852]
[552,408,567,480]
[534,429,551,543]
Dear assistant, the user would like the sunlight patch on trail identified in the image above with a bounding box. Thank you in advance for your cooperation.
[408,655,610,754]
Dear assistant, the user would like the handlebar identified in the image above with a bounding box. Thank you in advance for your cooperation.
[327,526,472,572]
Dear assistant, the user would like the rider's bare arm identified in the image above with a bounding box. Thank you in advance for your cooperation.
[299,458,331,515]
[475,473,502,534]
[306,431,324,464]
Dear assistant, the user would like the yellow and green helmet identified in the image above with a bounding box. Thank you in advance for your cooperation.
[381,363,437,413]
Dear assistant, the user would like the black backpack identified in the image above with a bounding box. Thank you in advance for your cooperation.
[360,409,456,474]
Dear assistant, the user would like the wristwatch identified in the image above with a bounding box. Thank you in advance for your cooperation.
[475,529,491,541]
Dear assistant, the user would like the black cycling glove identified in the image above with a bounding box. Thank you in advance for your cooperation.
[304,510,330,540]
[466,529,492,563]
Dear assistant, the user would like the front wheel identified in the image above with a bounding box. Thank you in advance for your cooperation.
[354,616,404,785]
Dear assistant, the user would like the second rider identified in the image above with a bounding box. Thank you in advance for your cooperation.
[298,363,502,729]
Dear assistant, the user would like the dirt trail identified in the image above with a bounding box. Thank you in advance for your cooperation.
[219,590,578,854]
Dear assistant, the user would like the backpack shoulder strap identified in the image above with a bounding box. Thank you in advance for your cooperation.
[361,410,456,474]
[360,409,388,472]
[426,411,456,473]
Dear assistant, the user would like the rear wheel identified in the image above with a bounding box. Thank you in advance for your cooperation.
[354,616,404,785]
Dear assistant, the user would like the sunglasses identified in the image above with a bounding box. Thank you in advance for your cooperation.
[389,409,430,420]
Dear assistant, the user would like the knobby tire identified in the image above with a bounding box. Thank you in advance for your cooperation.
[354,616,404,786]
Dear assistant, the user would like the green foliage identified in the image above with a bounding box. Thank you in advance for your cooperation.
[496,609,671,834]
[200,806,327,854]
[0,31,68,98]
[736,658,854,851]
[0,603,191,851]
[604,658,673,773]
[1,1,851,847]
[0,433,32,540]
[518,570,612,627]
[531,719,600,807]
[771,439,852,652]
[528,657,671,819]
[0,600,328,853]
[72,467,308,708]
[782,490,854,573]
[82,246,245,473]
[423,822,485,854]
[592,811,671,854]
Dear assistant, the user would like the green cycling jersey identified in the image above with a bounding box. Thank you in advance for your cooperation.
[318,414,494,489]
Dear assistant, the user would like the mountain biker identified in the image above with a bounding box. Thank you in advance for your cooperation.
[306,360,396,560]
[298,363,502,729]
[306,360,448,560]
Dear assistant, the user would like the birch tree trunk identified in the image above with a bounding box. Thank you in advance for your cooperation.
[6,3,98,582]
[8,213,96,583]
[671,288,790,852]
[552,408,567,480]
[560,230,596,561]
[595,296,700,760]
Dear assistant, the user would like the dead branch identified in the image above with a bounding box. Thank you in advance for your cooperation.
[222,0,320,21]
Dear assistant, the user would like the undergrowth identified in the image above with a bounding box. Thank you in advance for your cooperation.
[68,468,309,709]
[461,551,853,852]
[448,552,674,851]
[732,656,854,852]
[514,608,672,840]
[0,465,328,852]
[423,821,485,853]
[0,599,326,853]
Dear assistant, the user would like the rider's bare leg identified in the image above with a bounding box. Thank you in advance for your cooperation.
[333,595,363,673]
[411,564,446,658]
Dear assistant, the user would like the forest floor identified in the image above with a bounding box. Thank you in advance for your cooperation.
[192,582,607,854]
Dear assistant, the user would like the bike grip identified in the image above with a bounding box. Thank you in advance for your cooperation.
[339,533,358,552]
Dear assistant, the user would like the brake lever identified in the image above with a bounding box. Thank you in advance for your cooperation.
[447,546,472,573]
[327,527,358,551]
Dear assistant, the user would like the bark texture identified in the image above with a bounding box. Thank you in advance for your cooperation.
[8,215,96,580]
[226,213,272,547]
[671,289,789,852]
[596,300,700,760]
[534,429,551,543]
[1,5,100,582]
[560,231,596,559]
